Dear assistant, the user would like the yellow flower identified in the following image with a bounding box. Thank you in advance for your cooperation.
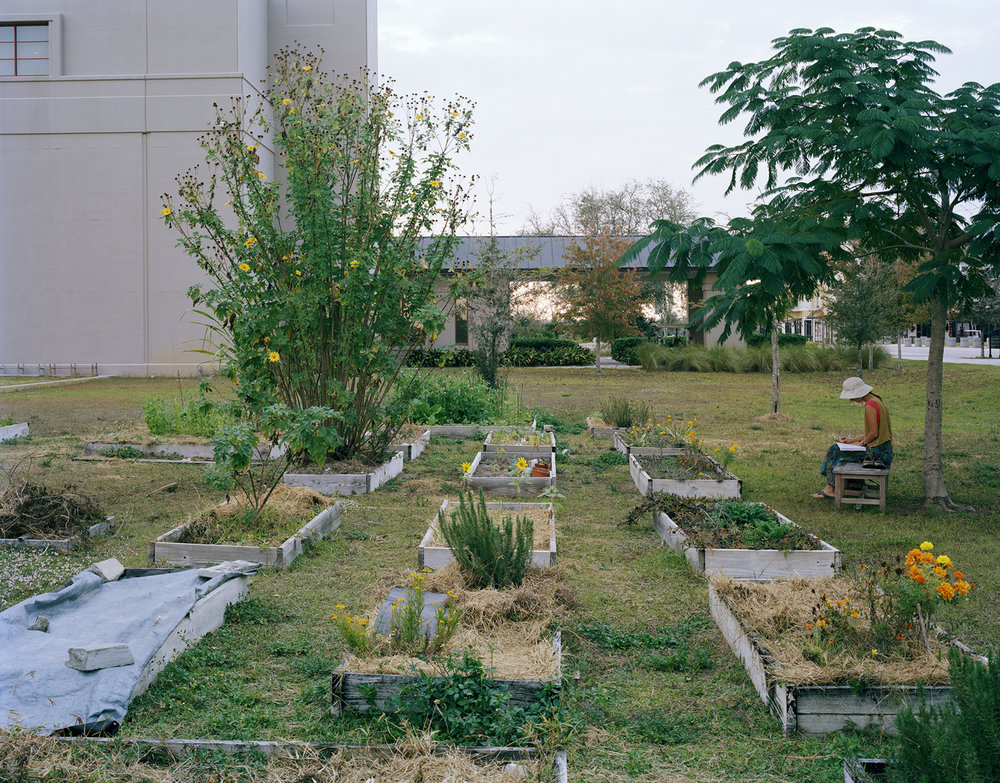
[246,144,256,152]
[295,269,302,276]
[264,336,270,343]
[239,263,250,272]
[461,462,472,473]
[243,237,257,247]
[282,98,292,105]
[816,619,826,628]
[935,555,952,568]
[920,541,933,551]
[302,65,312,71]
[268,351,280,362]
[871,649,879,656]
[159,206,172,217]
[450,111,460,117]
[458,132,466,139]
[516,457,528,472]
[429,179,441,187]
[257,171,267,180]
[349,259,360,269]
[336,604,346,610]
[416,113,424,119]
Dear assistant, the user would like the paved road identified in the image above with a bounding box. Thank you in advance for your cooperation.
[881,343,1000,367]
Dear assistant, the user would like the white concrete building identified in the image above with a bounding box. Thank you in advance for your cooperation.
[0,0,375,376]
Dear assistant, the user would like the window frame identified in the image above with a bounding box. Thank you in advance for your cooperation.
[0,14,62,77]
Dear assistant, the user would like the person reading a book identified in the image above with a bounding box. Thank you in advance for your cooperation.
[812,377,893,499]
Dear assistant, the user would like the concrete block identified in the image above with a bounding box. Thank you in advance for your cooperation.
[27,616,49,632]
[66,643,134,671]
[89,558,125,582]
[197,560,261,579]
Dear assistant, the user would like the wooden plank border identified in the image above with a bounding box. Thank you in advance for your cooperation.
[0,422,29,442]
[150,503,341,569]
[629,452,741,499]
[283,451,404,495]
[463,451,556,497]
[483,429,556,457]
[709,582,963,736]
[1,516,116,552]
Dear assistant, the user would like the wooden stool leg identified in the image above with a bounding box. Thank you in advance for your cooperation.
[834,474,843,511]
[879,476,887,513]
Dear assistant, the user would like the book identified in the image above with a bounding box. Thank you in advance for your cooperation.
[836,441,866,452]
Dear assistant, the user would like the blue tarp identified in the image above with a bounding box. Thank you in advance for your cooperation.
[0,567,237,734]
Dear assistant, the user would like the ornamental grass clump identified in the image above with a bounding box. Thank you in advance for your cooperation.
[438,489,534,589]
[598,396,651,428]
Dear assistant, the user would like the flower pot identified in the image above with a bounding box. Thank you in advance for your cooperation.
[531,461,551,477]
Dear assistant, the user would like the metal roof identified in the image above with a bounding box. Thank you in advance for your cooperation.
[417,235,657,271]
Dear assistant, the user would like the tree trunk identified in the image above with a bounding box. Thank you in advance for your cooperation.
[868,343,874,371]
[595,337,601,373]
[896,332,902,373]
[923,292,951,507]
[771,329,780,415]
[857,345,863,377]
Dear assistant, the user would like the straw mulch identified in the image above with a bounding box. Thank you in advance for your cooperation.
[0,729,537,782]
[0,470,104,540]
[343,563,574,680]
[712,575,951,686]
[425,505,554,550]
[180,486,333,546]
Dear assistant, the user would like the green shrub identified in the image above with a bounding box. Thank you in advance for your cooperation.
[889,646,999,783]
[399,371,526,425]
[599,396,651,428]
[143,397,236,438]
[438,490,534,589]
[501,344,593,367]
[509,336,579,352]
[406,347,476,367]
[745,332,808,348]
[611,337,649,365]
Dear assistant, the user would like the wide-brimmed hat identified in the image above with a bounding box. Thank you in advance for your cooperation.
[840,377,873,399]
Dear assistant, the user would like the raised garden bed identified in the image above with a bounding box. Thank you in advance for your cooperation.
[83,441,286,463]
[418,499,557,569]
[613,430,684,458]
[629,451,740,499]
[843,759,888,783]
[150,494,341,569]
[332,566,563,717]
[389,426,431,461]
[585,416,623,440]
[283,450,404,495]
[483,427,556,457]
[464,451,556,497]
[58,737,568,782]
[1,516,116,552]
[709,579,968,736]
[0,422,29,442]
[653,501,840,579]
[423,418,536,440]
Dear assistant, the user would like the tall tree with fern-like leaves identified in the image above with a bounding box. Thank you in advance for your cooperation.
[620,28,1000,508]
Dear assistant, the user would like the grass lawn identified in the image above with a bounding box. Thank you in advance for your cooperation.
[1,365,997,781]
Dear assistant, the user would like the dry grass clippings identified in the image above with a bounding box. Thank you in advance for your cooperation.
[711,575,951,685]
[0,464,105,540]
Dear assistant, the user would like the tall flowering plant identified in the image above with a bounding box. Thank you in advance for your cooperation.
[806,541,973,661]
[161,46,474,466]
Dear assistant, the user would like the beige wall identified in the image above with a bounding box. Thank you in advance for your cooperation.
[0,0,375,376]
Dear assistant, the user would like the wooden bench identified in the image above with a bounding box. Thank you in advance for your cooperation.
[833,463,890,513]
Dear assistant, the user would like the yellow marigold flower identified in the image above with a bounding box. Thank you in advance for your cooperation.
[244,237,257,247]
[816,619,826,628]
[937,582,955,601]
[302,65,312,71]
[159,206,172,217]
[239,263,250,272]
[919,541,933,551]
[268,351,280,362]
[461,462,472,473]
[935,555,952,568]
[516,457,528,472]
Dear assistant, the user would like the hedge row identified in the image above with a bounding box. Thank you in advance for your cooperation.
[745,332,809,348]
[407,344,594,368]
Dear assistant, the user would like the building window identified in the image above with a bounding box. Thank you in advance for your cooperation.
[0,23,49,76]
[454,299,469,346]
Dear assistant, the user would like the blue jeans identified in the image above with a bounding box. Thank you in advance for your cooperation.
[820,441,893,486]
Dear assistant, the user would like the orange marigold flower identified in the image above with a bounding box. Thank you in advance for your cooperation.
[896,633,905,641]
[816,619,826,628]
[953,570,964,580]
[918,552,936,565]
[909,568,926,584]
[954,580,971,596]
[932,566,947,579]
[937,582,955,601]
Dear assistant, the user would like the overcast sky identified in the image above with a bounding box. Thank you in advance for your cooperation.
[378,0,1000,235]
